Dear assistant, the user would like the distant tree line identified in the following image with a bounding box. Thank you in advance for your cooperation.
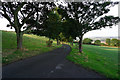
[106,38,120,46]
[83,38,101,45]
[83,38,120,47]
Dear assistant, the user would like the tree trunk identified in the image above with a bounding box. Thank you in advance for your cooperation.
[71,41,73,46]
[57,39,59,45]
[79,36,83,53]
[16,32,23,50]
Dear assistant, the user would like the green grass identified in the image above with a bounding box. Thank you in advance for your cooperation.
[67,43,119,79]
[2,31,62,65]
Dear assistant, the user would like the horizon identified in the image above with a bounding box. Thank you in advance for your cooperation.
[0,30,118,38]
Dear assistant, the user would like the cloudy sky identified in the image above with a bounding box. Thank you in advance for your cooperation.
[0,2,119,38]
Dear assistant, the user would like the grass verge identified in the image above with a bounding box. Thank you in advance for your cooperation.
[66,43,119,79]
[2,31,62,65]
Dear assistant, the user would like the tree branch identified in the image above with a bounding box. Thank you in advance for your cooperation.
[14,3,25,14]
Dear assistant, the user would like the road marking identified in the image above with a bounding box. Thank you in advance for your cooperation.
[50,70,54,73]
[55,64,64,70]
[49,64,64,75]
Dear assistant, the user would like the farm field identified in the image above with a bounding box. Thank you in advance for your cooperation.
[2,31,61,65]
[67,44,119,79]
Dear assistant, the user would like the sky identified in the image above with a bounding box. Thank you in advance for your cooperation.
[84,4,119,38]
[0,2,119,38]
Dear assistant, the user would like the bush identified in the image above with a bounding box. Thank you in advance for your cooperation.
[111,39,119,46]
[46,40,53,47]
[100,43,106,46]
[94,40,101,45]
[83,38,93,44]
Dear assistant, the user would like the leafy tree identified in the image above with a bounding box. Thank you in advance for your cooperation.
[44,9,62,42]
[106,38,111,46]
[94,40,101,45]
[62,18,78,40]
[59,32,65,43]
[69,36,73,46]
[58,2,120,53]
[83,38,93,44]
[0,2,55,49]
[32,8,62,45]
[111,38,119,46]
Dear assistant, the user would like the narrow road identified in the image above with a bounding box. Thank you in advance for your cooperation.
[2,44,106,79]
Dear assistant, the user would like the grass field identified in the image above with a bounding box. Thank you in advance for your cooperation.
[67,43,119,79]
[2,31,62,65]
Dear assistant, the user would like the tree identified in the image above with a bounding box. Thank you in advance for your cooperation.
[62,18,79,40]
[0,2,55,49]
[106,38,111,46]
[58,1,120,53]
[111,38,119,46]
[31,8,63,45]
[44,8,63,43]
[59,32,65,43]
[83,38,93,44]
[94,40,101,45]
[69,36,73,46]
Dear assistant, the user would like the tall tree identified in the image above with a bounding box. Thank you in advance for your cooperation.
[32,8,63,45]
[58,1,120,53]
[0,2,55,49]
[44,8,62,41]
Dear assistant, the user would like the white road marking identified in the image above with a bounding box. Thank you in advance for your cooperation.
[49,64,64,74]
[50,70,54,73]
[55,64,64,69]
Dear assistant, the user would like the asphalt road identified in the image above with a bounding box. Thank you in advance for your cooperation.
[2,44,107,79]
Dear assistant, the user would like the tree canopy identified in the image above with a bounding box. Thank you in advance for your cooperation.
[0,2,56,49]
[58,1,120,52]
[0,1,120,52]
[32,8,63,41]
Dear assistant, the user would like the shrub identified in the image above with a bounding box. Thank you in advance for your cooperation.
[111,39,119,46]
[94,40,101,45]
[83,38,93,44]
[100,43,106,46]
[46,40,53,47]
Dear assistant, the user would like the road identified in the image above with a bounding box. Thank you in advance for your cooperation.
[2,44,107,79]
